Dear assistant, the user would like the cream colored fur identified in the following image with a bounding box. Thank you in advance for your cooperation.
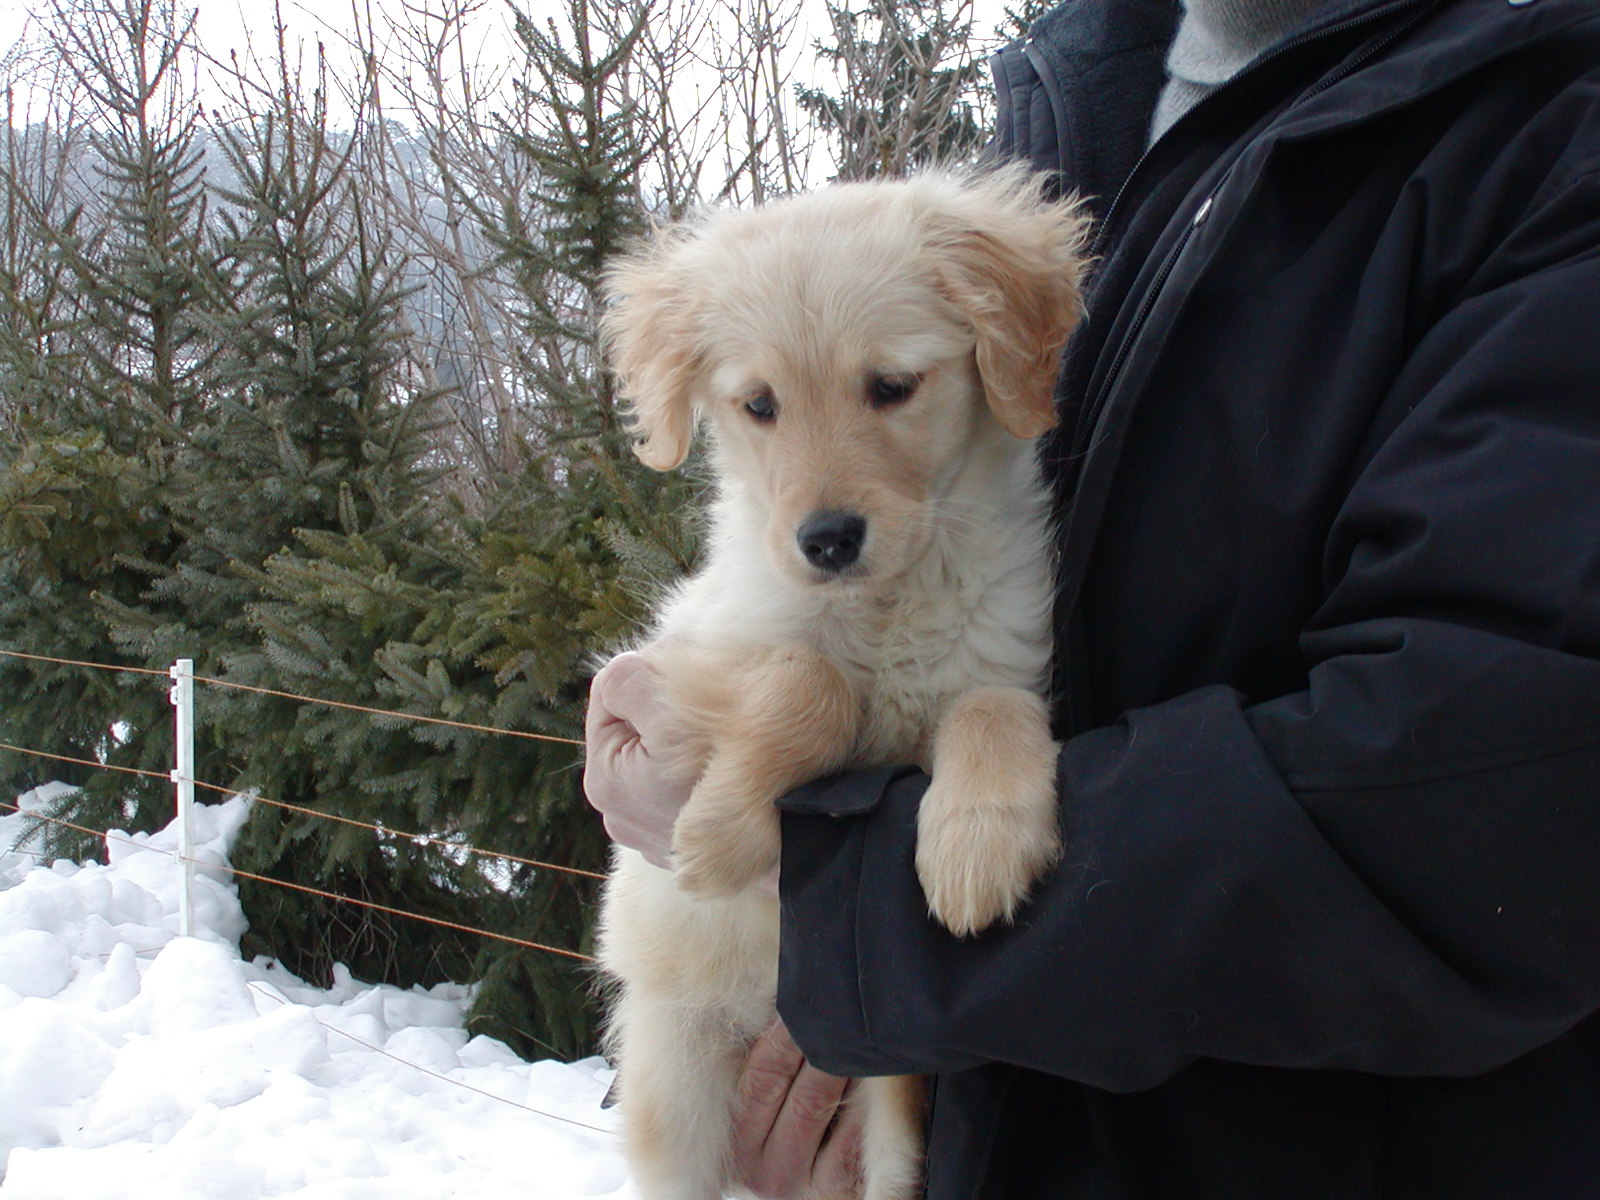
[596,168,1091,1200]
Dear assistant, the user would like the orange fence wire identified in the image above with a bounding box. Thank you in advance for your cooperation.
[1,649,620,1133]
[190,673,584,747]
[0,647,585,747]
[0,648,170,678]
[220,865,595,962]
[0,797,164,857]
[0,647,607,960]
[0,741,605,883]
[0,740,171,784]
[0,799,596,964]
[188,783,606,881]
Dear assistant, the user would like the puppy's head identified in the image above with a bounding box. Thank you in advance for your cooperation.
[602,167,1091,591]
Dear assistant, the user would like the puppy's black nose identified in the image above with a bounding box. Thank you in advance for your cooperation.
[797,511,866,572]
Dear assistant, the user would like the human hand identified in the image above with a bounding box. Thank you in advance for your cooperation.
[583,651,696,870]
[585,651,782,894]
[732,1020,865,1199]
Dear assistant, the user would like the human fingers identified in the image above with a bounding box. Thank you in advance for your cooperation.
[759,1062,851,1189]
[588,652,696,791]
[732,1021,852,1198]
[583,655,688,867]
[810,1081,866,1195]
[584,653,670,808]
[590,652,680,756]
[586,655,644,759]
[582,672,638,818]
[732,1020,806,1166]
[583,719,675,867]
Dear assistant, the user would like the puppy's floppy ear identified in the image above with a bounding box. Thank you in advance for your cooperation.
[923,167,1094,439]
[601,226,704,471]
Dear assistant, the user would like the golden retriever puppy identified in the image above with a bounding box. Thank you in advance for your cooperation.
[596,167,1091,1200]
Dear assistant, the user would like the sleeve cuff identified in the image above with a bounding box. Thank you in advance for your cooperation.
[777,767,936,1077]
[776,765,923,817]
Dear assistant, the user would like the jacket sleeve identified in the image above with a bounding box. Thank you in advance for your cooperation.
[775,169,1600,1094]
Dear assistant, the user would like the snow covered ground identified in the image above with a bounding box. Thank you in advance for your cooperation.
[0,785,636,1199]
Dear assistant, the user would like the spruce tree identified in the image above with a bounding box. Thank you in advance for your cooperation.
[160,58,493,1003]
[797,0,989,180]
[0,0,225,846]
[158,10,657,1054]
[335,0,700,1055]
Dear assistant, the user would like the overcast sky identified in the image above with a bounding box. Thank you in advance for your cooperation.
[0,0,413,59]
[0,0,1028,134]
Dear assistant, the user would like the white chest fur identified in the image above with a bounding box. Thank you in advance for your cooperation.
[654,436,1055,768]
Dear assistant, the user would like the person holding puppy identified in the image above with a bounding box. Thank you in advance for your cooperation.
[587,0,1600,1194]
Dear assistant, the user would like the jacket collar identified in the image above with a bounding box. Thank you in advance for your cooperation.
[1004,0,1599,217]
[1011,0,1179,219]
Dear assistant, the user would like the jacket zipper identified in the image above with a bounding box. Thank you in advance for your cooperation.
[1064,0,1445,474]
[1067,187,1219,467]
[1292,0,1451,106]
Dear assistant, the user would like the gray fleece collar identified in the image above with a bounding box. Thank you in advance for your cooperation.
[1152,0,1329,138]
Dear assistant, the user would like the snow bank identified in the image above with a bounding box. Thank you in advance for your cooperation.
[0,787,633,1198]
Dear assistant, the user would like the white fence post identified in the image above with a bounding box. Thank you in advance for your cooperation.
[169,658,195,938]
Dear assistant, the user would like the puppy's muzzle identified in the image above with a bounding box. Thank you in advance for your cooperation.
[797,511,866,573]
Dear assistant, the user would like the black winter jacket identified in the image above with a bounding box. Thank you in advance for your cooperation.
[774,0,1600,1196]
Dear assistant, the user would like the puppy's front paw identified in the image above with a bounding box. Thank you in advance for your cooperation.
[671,793,779,900]
[914,774,1060,937]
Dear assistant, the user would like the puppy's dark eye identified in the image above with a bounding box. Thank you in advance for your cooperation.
[744,391,777,422]
[869,373,921,409]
